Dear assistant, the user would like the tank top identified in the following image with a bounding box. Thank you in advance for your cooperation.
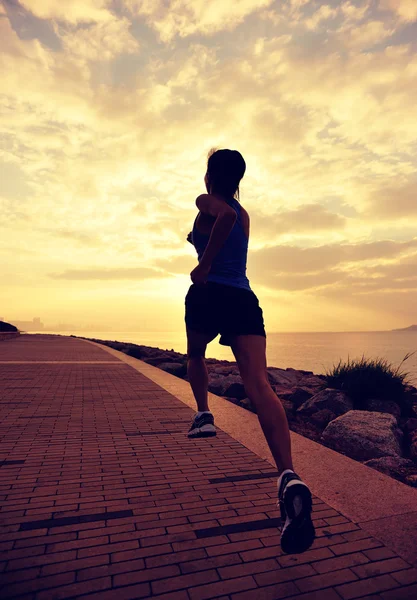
[191,197,251,291]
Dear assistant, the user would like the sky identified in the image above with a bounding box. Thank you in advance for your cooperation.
[1,0,417,333]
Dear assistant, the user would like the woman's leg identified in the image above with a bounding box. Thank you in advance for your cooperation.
[186,328,217,412]
[231,334,294,474]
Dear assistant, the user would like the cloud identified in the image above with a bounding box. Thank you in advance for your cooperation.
[367,180,417,218]
[55,18,139,61]
[250,204,346,242]
[17,0,113,23]
[380,0,417,22]
[154,254,196,275]
[248,239,417,287]
[49,267,164,280]
[126,0,275,41]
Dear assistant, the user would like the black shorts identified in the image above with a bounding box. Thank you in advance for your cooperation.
[185,282,266,346]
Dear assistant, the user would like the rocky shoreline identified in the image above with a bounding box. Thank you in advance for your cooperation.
[78,336,417,489]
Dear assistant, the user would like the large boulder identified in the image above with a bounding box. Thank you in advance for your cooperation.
[321,410,403,461]
[158,362,187,378]
[364,456,416,481]
[297,388,353,418]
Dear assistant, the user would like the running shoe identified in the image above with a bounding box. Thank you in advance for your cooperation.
[188,412,216,438]
[278,471,315,554]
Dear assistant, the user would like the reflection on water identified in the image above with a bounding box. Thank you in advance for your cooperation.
[34,330,417,382]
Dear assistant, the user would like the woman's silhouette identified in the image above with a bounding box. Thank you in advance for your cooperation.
[185,148,315,554]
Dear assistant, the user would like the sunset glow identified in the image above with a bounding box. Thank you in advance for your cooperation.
[2,0,417,332]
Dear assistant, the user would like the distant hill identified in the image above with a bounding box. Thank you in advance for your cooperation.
[0,321,18,332]
[391,324,417,332]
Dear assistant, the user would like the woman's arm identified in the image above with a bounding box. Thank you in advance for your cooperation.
[190,194,236,284]
[196,194,236,267]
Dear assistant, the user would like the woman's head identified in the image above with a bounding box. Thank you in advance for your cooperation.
[205,148,246,200]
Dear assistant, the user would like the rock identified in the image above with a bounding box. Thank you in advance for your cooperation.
[274,386,314,408]
[364,399,401,420]
[126,347,143,359]
[239,398,255,412]
[410,430,417,462]
[224,382,246,400]
[157,362,187,378]
[280,399,295,419]
[364,456,416,481]
[268,367,325,388]
[310,409,338,428]
[223,396,241,406]
[404,418,417,434]
[208,375,246,399]
[267,368,301,387]
[211,365,240,376]
[403,389,417,415]
[405,474,417,487]
[297,388,353,418]
[144,355,178,366]
[0,321,18,332]
[321,410,403,461]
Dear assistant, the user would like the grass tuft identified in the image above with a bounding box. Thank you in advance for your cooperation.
[325,352,416,411]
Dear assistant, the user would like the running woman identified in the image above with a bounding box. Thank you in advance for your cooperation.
[185,148,315,554]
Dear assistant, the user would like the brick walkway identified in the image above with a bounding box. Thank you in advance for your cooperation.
[1,335,416,600]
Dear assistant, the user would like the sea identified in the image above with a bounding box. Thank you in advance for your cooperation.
[32,330,417,383]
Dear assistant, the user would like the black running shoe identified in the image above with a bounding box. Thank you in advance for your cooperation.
[188,412,216,438]
[278,471,315,554]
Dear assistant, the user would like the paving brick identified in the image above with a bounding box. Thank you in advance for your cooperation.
[351,557,411,579]
[218,558,278,579]
[391,568,417,585]
[331,538,383,556]
[363,547,397,561]
[296,567,358,592]
[336,574,400,599]
[181,552,242,574]
[111,543,172,562]
[80,582,151,599]
[1,571,75,598]
[5,550,77,571]
[188,575,257,600]
[254,563,315,586]
[207,538,263,557]
[231,580,299,600]
[311,552,370,574]
[284,590,343,600]
[113,564,180,586]
[278,547,334,568]
[380,583,417,599]
[35,576,112,600]
[41,554,109,576]
[152,569,219,595]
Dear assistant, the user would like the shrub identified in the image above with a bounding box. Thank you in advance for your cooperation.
[325,353,415,412]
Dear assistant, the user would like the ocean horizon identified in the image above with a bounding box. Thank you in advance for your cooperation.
[31,329,417,383]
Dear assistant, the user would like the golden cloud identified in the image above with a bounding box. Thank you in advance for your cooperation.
[18,0,112,23]
[126,0,275,41]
